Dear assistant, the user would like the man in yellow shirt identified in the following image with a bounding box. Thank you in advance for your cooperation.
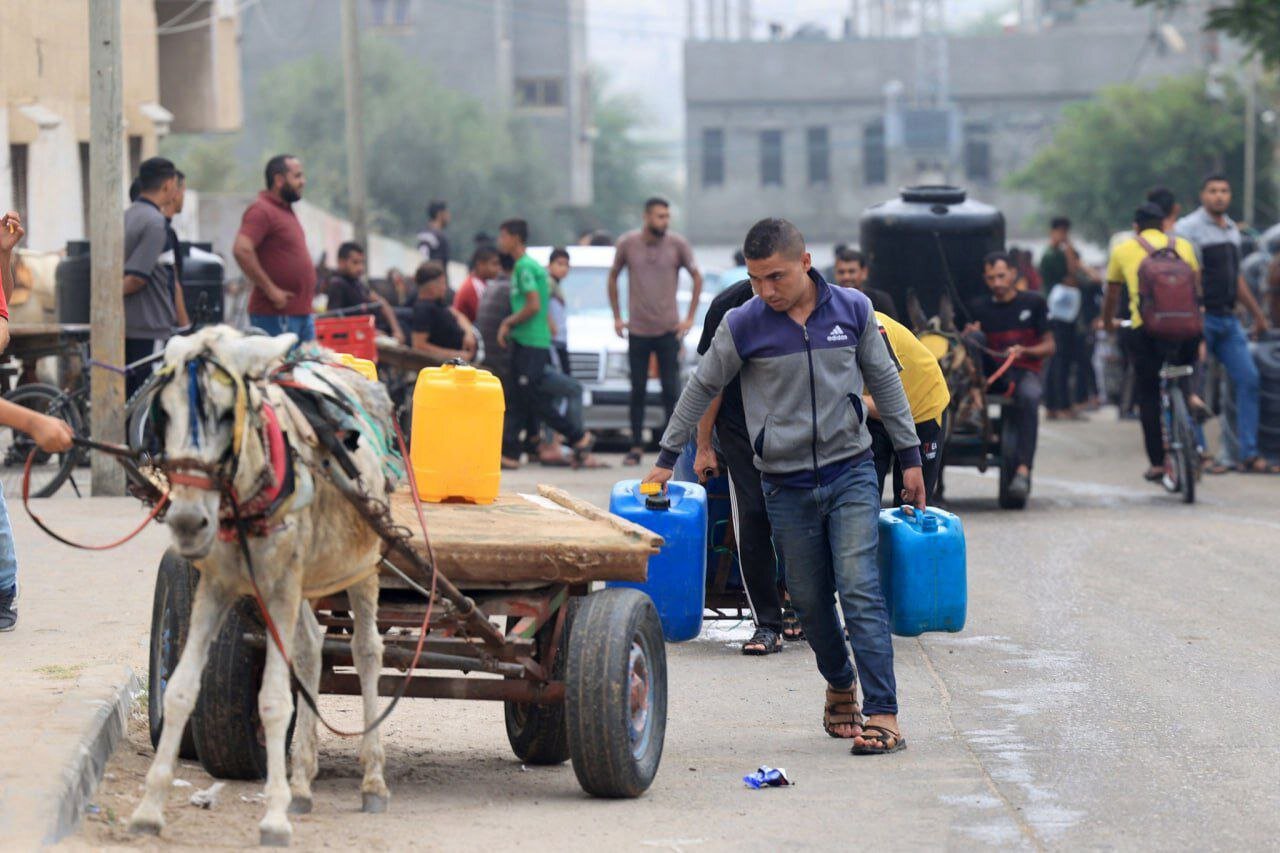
[1102,202,1203,481]
[862,312,951,503]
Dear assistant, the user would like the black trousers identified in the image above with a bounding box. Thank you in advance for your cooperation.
[1074,329,1098,404]
[870,417,942,505]
[990,367,1044,471]
[503,343,583,459]
[1045,320,1078,412]
[1121,328,1199,468]
[717,415,784,633]
[628,333,681,447]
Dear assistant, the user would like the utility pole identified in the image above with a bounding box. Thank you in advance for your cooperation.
[340,0,368,247]
[89,0,126,496]
[1244,60,1258,226]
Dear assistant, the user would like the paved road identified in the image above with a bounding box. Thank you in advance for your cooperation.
[72,411,1280,850]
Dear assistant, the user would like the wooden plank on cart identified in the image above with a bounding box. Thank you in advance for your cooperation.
[387,485,663,586]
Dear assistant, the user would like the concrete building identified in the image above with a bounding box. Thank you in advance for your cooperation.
[683,1,1223,243]
[0,1,242,253]
[237,0,592,210]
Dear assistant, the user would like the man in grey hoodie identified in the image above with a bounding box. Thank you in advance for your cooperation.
[644,218,923,755]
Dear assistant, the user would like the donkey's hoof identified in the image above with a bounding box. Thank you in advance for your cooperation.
[128,817,162,837]
[259,824,293,847]
[361,792,389,814]
[287,796,312,815]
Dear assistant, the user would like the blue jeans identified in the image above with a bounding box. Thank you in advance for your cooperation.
[249,313,316,342]
[764,456,897,715]
[0,482,17,593]
[1203,314,1260,460]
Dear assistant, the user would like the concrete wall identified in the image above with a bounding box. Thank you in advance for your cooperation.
[683,3,1221,244]
[156,1,243,133]
[0,1,241,253]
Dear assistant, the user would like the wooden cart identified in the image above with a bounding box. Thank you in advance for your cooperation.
[147,485,669,798]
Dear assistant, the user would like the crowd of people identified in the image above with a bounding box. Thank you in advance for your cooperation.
[999,174,1278,480]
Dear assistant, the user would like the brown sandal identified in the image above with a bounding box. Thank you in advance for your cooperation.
[823,686,863,739]
[850,724,907,755]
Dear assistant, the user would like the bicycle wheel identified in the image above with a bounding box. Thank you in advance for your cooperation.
[0,384,85,498]
[1169,389,1196,504]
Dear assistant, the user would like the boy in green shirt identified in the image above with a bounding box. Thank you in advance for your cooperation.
[496,219,594,468]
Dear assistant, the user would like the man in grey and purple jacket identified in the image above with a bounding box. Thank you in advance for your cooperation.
[643,219,924,755]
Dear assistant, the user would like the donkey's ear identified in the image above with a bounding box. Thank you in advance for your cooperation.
[222,333,298,375]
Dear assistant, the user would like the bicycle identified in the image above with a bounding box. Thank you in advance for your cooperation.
[1158,362,1200,504]
[0,345,166,498]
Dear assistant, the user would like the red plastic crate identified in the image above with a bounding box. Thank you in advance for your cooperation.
[315,315,378,362]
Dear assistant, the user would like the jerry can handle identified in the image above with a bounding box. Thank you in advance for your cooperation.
[898,505,938,532]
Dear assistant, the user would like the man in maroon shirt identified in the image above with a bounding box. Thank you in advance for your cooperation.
[233,154,316,340]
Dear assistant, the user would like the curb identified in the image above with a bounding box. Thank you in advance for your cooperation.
[45,665,142,845]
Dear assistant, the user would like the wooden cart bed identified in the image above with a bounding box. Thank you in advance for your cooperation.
[386,484,662,587]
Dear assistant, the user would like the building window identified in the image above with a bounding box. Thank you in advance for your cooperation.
[760,130,783,187]
[863,120,886,186]
[702,128,724,187]
[515,78,564,108]
[9,144,28,226]
[370,0,410,27]
[964,123,992,183]
[807,126,830,185]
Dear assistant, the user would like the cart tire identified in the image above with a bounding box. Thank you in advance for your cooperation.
[504,598,579,765]
[997,414,1028,510]
[566,588,666,798]
[147,550,200,760]
[190,599,294,780]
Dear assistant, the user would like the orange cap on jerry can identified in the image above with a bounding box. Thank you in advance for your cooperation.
[639,482,662,496]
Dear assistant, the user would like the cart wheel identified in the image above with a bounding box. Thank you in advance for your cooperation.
[504,598,579,765]
[566,588,667,798]
[148,550,200,760]
[190,599,295,780]
[997,415,1027,510]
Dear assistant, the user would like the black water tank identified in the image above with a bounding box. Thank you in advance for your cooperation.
[179,242,224,327]
[56,240,92,323]
[859,186,1005,324]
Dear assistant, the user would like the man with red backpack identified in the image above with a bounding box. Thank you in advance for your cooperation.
[1104,202,1203,482]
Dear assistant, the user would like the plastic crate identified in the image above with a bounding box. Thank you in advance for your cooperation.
[315,315,378,362]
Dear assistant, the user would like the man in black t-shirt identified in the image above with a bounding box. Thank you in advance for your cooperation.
[964,252,1055,502]
[409,261,475,363]
[686,277,787,655]
[326,241,405,343]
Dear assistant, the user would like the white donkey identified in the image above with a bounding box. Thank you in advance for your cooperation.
[128,326,400,846]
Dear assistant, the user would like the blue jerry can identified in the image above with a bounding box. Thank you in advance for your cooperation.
[608,480,708,642]
[877,506,967,637]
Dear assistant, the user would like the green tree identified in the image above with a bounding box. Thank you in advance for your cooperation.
[1131,0,1280,69]
[1009,74,1275,242]
[257,39,557,250]
[563,74,667,241]
[158,133,252,193]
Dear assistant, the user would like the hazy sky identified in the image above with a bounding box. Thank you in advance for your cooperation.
[586,0,1012,139]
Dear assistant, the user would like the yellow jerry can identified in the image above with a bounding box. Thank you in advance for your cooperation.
[410,363,505,504]
[338,353,378,382]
